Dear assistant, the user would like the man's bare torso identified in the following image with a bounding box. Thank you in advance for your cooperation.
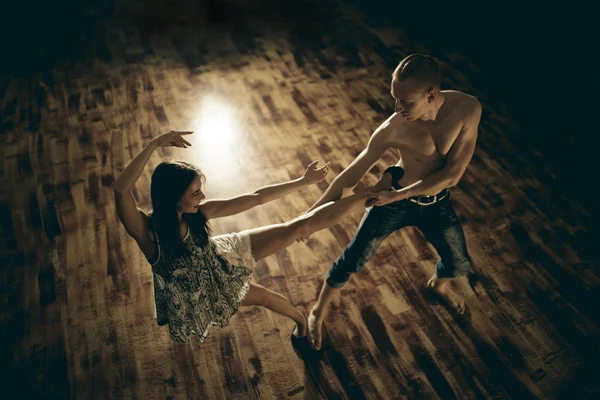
[385,90,477,187]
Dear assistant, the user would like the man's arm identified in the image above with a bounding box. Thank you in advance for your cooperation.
[401,99,482,197]
[366,99,482,205]
[306,116,394,212]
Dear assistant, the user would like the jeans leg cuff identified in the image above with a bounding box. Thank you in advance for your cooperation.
[325,277,347,289]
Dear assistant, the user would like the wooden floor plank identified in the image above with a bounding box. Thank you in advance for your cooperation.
[1,1,598,399]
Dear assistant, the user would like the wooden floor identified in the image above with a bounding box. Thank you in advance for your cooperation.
[1,1,598,399]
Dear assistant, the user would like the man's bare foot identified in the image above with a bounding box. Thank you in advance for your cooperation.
[427,275,466,315]
[308,307,324,350]
[352,181,367,195]
[372,172,393,192]
[292,314,308,338]
[364,173,393,207]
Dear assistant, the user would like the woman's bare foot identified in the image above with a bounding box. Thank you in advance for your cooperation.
[292,314,308,338]
[427,275,466,315]
[307,308,324,350]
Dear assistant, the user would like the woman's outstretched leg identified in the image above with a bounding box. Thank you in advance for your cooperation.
[248,187,367,261]
[242,282,307,337]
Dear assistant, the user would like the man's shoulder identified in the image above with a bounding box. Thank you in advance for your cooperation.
[387,112,410,128]
[373,112,405,133]
[378,111,407,125]
[458,94,482,123]
[444,90,481,113]
[371,113,405,144]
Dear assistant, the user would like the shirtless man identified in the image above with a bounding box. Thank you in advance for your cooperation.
[305,54,482,350]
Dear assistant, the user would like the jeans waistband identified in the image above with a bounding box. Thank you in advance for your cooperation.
[407,188,449,206]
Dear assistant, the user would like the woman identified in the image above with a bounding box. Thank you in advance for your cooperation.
[113,130,371,343]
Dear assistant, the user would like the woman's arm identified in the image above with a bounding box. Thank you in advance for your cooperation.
[113,130,192,241]
[198,161,329,220]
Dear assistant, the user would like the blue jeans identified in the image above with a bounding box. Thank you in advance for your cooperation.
[325,192,472,288]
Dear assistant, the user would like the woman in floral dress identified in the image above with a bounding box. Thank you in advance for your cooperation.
[113,130,371,343]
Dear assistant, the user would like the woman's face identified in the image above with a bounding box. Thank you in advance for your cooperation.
[177,175,206,214]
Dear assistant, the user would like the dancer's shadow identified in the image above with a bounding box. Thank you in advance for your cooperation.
[291,331,368,399]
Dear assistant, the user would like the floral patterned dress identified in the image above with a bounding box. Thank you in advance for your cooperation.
[150,225,256,343]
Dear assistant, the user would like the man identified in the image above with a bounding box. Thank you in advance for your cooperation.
[305,54,482,350]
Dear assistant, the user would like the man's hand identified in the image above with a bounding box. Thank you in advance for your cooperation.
[365,189,409,207]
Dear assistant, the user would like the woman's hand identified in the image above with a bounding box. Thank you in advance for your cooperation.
[151,130,194,148]
[302,160,330,184]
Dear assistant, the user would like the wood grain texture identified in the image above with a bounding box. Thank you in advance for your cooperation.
[1,1,598,399]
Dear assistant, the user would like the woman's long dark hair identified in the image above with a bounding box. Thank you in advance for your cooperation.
[150,160,211,256]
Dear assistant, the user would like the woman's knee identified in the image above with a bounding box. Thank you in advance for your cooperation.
[245,284,268,307]
[257,286,281,308]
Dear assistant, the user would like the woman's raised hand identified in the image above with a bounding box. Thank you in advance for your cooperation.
[302,160,330,184]
[152,130,193,148]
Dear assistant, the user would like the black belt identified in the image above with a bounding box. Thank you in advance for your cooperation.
[384,166,449,206]
[408,188,449,206]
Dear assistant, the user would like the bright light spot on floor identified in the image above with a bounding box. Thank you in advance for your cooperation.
[189,95,242,194]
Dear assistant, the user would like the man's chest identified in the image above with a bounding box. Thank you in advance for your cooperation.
[396,114,464,157]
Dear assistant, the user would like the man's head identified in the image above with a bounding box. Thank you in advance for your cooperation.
[391,54,442,120]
